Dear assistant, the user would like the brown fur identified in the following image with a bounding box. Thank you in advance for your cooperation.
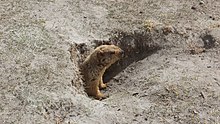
[80,45,124,100]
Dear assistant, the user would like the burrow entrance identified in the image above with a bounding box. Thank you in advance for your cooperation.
[74,30,162,83]
[73,27,218,84]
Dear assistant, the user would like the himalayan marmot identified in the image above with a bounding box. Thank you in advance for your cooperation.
[80,45,124,100]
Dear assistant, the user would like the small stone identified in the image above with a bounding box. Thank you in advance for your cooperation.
[191,6,196,10]
[132,92,139,96]
[199,1,204,5]
[207,66,211,68]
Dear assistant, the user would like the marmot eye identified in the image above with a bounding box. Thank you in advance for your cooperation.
[110,51,115,54]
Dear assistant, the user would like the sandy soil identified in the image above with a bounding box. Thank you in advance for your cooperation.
[0,0,220,124]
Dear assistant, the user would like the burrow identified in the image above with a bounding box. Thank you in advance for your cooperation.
[71,27,218,88]
[73,29,163,83]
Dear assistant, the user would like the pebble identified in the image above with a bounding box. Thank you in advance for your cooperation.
[207,66,211,68]
[191,6,196,10]
[199,1,205,5]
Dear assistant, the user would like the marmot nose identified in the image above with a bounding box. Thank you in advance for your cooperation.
[120,50,124,57]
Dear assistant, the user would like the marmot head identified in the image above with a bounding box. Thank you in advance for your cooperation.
[96,45,124,66]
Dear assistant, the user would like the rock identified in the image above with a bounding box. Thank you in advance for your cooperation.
[191,6,197,10]
[199,1,205,5]
[209,28,220,45]
[201,34,216,49]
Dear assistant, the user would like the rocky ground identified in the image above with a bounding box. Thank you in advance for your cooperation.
[0,0,220,124]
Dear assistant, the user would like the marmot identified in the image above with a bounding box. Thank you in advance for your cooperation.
[80,45,124,100]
